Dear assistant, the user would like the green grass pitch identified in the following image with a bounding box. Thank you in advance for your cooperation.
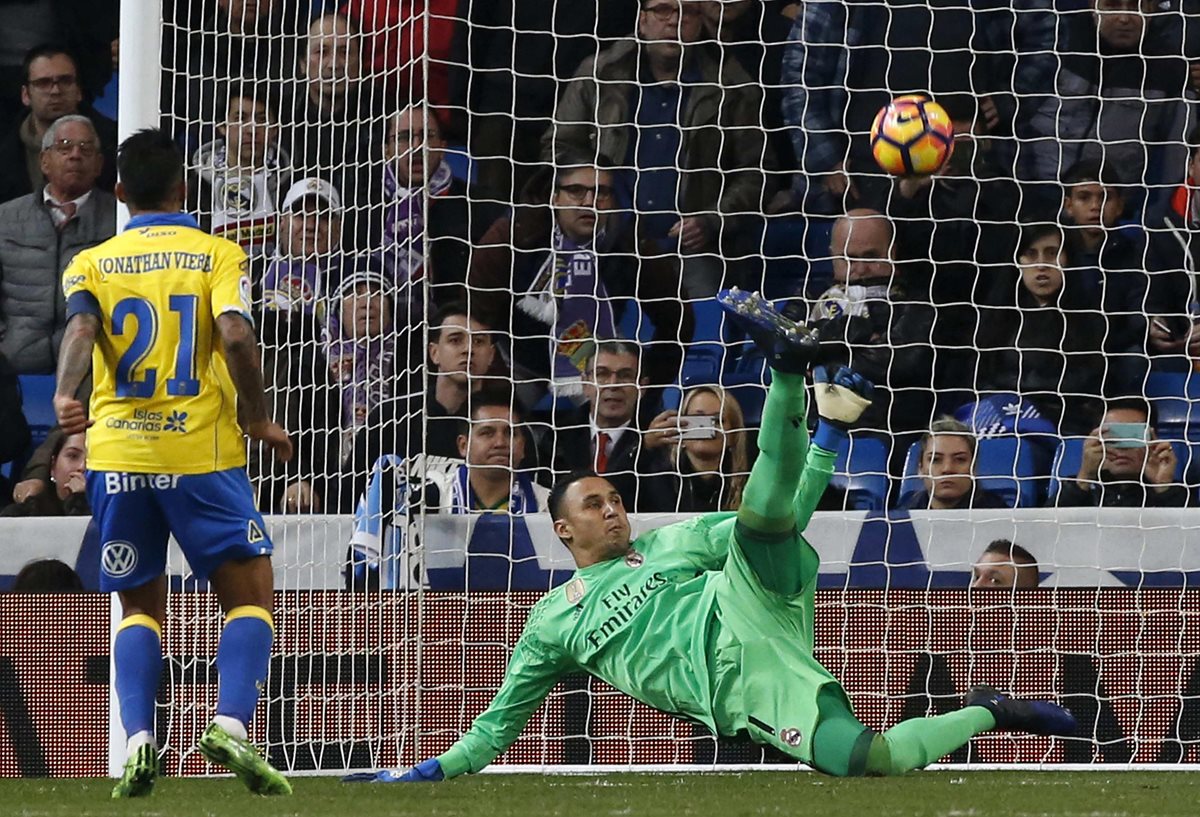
[5,772,1199,817]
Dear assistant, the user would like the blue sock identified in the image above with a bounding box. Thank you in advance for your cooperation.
[215,606,274,726]
[113,616,162,740]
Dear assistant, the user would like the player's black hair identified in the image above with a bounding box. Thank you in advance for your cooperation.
[1106,395,1158,430]
[117,129,184,211]
[21,43,77,85]
[982,539,1037,567]
[548,469,600,521]
[12,558,84,593]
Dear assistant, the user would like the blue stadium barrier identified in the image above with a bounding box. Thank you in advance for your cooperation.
[897,436,1050,508]
[830,435,890,511]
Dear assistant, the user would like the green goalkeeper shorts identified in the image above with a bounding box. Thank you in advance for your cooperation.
[708,523,850,764]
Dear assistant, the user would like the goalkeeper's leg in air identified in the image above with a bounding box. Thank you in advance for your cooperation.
[717,290,1077,777]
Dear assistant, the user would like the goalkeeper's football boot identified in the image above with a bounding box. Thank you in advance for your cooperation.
[717,287,820,374]
[111,742,158,798]
[966,685,1078,737]
[198,722,293,795]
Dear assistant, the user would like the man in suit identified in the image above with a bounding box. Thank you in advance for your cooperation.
[539,339,676,512]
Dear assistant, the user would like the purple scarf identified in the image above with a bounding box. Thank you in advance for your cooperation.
[381,157,453,288]
[516,221,617,386]
[323,314,396,434]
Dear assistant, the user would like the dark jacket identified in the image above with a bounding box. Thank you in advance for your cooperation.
[809,283,937,435]
[1019,10,1192,201]
[247,309,342,513]
[1051,478,1193,508]
[0,484,89,517]
[543,39,767,233]
[974,274,1108,436]
[0,188,116,373]
[354,173,501,296]
[537,405,677,513]
[897,486,1013,511]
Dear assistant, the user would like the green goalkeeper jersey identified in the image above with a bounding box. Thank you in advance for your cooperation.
[436,444,838,778]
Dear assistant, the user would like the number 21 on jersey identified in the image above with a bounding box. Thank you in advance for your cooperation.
[111,295,201,398]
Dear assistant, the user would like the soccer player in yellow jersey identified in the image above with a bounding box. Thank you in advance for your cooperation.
[54,129,294,798]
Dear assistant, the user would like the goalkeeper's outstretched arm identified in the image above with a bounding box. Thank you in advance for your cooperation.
[435,631,569,778]
[794,366,875,530]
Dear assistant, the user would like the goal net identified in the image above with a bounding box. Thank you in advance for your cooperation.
[135,0,1200,775]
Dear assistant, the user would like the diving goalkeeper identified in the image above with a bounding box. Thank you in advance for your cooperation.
[349,293,1075,782]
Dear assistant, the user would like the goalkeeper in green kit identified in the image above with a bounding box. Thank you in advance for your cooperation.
[347,291,1075,783]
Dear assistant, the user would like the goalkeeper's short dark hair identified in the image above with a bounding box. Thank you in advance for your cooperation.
[118,129,184,211]
[548,469,600,521]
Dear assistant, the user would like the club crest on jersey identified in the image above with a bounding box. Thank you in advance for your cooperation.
[565,578,586,604]
[624,550,644,568]
[779,728,802,747]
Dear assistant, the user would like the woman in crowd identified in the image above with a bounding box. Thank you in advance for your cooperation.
[669,386,750,512]
[974,224,1109,437]
[1,430,88,517]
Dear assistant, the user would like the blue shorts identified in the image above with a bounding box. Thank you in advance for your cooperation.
[86,468,273,592]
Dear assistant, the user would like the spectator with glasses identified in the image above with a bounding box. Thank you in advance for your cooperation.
[358,104,499,306]
[0,44,116,203]
[0,114,115,374]
[537,340,677,512]
[470,153,692,402]
[543,0,768,298]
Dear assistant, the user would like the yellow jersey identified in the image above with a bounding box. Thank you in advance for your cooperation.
[62,213,254,474]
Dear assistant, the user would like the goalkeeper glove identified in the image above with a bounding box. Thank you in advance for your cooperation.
[342,758,444,783]
[812,366,875,449]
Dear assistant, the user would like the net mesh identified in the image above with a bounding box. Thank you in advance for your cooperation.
[144,0,1200,772]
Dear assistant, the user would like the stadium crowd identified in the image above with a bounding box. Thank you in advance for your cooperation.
[0,0,1198,580]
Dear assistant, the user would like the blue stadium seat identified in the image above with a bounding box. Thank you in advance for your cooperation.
[1144,371,1199,441]
[19,374,57,447]
[1047,436,1192,502]
[897,436,1051,508]
[441,145,478,185]
[830,435,890,511]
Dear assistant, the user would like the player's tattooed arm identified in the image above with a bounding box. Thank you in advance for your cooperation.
[53,314,100,434]
[217,313,293,462]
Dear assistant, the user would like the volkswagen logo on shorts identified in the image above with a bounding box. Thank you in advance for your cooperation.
[101,541,138,577]
[779,728,802,747]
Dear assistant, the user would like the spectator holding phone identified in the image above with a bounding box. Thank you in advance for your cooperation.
[1050,397,1193,508]
[667,385,750,512]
